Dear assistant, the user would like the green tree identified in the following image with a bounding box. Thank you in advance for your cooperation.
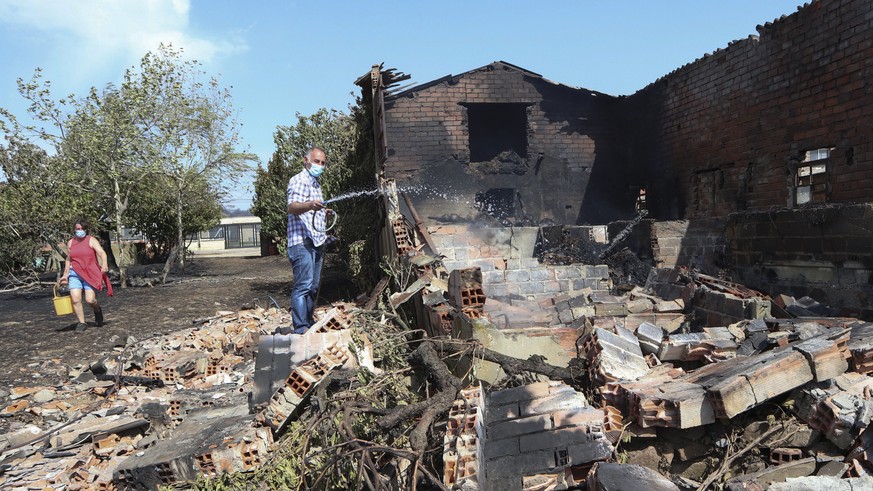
[126,45,255,280]
[1,44,252,283]
[251,103,380,289]
[61,85,156,286]
[252,108,355,253]
[0,138,98,273]
[2,69,160,286]
[125,171,220,257]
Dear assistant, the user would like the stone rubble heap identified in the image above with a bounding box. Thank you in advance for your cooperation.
[0,304,371,490]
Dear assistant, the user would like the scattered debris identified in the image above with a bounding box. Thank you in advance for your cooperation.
[4,196,873,490]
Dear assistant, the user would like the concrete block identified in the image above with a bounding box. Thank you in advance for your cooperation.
[543,280,562,293]
[518,426,596,453]
[518,390,587,417]
[488,382,553,406]
[626,298,653,314]
[554,267,582,280]
[566,439,615,465]
[529,268,554,281]
[570,278,589,290]
[484,283,509,298]
[482,270,506,284]
[505,269,531,283]
[553,408,604,429]
[516,282,544,295]
[521,257,542,268]
[571,306,595,319]
[488,402,520,423]
[488,414,553,441]
[593,265,609,278]
[483,436,518,460]
[595,303,629,317]
[486,449,556,477]
[568,294,589,308]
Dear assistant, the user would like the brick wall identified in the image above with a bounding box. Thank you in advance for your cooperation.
[626,0,873,220]
[385,62,629,225]
[649,219,729,274]
[726,203,873,319]
[429,224,610,304]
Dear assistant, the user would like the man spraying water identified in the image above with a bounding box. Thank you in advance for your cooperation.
[281,146,333,334]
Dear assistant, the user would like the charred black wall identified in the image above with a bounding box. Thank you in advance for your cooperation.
[383,63,630,226]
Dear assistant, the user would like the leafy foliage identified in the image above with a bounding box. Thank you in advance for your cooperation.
[0,138,99,272]
[251,101,380,290]
[252,108,356,253]
[125,172,221,257]
[125,45,256,274]
[0,44,253,280]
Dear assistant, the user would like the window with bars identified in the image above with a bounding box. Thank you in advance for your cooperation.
[795,147,832,205]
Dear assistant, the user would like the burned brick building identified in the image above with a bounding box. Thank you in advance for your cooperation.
[620,0,873,318]
[380,61,626,226]
[364,0,873,319]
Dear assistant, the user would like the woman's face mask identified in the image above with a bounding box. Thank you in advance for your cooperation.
[308,162,324,178]
[75,230,86,238]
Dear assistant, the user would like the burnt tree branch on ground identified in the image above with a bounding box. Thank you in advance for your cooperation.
[377,340,464,453]
[434,338,580,384]
[376,337,580,453]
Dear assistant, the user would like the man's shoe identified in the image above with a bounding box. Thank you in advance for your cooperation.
[75,322,89,332]
[94,308,104,327]
[273,326,294,335]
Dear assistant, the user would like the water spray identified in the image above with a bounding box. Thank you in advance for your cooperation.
[314,184,465,232]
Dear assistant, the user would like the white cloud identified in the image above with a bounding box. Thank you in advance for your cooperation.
[0,0,247,72]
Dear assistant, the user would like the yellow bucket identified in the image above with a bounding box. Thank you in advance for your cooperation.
[53,284,74,316]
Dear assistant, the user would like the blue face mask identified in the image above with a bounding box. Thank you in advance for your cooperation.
[75,230,86,238]
[308,162,324,178]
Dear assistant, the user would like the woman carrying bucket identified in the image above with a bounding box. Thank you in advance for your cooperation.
[59,219,113,332]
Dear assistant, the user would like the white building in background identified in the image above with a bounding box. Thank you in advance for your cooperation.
[189,216,262,252]
[116,216,263,255]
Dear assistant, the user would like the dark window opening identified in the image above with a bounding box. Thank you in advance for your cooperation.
[466,103,528,162]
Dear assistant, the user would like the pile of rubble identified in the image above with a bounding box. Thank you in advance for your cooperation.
[0,304,375,489]
[4,209,873,490]
[433,261,873,490]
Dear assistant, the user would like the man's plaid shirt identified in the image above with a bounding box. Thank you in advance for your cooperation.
[287,169,327,247]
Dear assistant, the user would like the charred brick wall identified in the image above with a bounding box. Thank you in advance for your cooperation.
[428,224,610,304]
[384,63,629,226]
[726,203,873,320]
[625,0,873,220]
[649,220,730,274]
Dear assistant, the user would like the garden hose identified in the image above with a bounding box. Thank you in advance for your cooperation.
[311,209,338,233]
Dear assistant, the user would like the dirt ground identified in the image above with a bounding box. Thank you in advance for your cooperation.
[0,254,359,389]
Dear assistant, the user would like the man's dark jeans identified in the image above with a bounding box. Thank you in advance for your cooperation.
[288,238,323,333]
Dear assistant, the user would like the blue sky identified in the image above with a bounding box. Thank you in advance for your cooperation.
[0,0,808,210]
